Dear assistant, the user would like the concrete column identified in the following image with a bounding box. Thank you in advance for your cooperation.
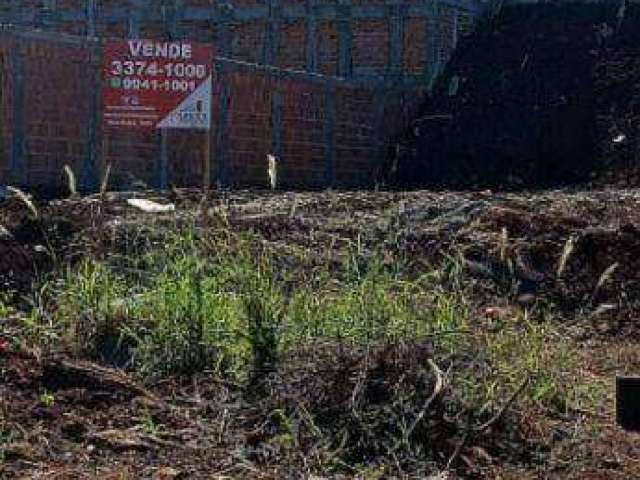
[81,43,101,191]
[305,0,318,73]
[425,0,442,89]
[86,0,97,37]
[128,0,145,38]
[264,0,281,65]
[336,0,352,77]
[373,86,388,163]
[388,1,406,76]
[271,84,283,158]
[324,86,336,186]
[162,0,181,39]
[10,48,26,186]
[38,0,58,30]
[216,3,233,57]
[158,129,168,189]
[452,8,458,51]
[214,61,231,186]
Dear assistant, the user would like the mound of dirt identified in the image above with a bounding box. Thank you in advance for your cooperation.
[0,202,35,291]
[391,3,640,189]
[0,238,33,291]
[1,187,640,477]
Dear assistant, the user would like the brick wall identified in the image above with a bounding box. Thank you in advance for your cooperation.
[277,21,306,70]
[279,80,326,187]
[317,21,339,76]
[212,61,414,189]
[0,31,96,190]
[352,20,389,76]
[404,18,427,75]
[219,71,274,187]
[231,21,266,64]
[0,1,483,79]
[0,0,483,191]
[55,0,87,36]
[25,42,93,189]
[0,30,414,192]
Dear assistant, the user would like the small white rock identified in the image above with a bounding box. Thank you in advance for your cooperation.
[127,198,175,214]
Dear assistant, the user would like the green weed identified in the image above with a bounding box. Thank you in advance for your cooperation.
[39,390,56,408]
[29,232,467,381]
[41,260,127,357]
[464,311,577,414]
[0,293,11,318]
[0,428,16,463]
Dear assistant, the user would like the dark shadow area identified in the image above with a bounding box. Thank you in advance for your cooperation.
[389,2,640,189]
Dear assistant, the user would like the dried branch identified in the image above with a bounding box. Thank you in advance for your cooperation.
[446,416,472,472]
[44,359,170,410]
[392,358,450,452]
[473,377,529,434]
[7,186,38,218]
[592,262,619,301]
[63,165,78,198]
[100,162,112,198]
[446,376,528,473]
[556,236,575,278]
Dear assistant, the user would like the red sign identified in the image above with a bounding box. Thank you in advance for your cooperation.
[103,39,214,130]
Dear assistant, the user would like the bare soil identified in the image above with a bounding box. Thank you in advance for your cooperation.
[1,187,640,478]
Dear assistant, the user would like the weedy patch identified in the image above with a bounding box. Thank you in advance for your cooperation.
[3,188,638,478]
[28,227,472,383]
[15,223,559,474]
[466,313,577,413]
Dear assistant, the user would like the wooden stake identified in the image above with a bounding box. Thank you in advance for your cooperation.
[102,132,109,187]
[160,128,168,190]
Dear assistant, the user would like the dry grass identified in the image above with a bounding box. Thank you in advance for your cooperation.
[2,187,639,478]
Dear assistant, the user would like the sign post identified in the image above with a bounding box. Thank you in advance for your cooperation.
[102,39,214,189]
[203,129,211,192]
[160,128,168,190]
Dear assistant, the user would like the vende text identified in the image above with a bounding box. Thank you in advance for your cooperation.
[128,41,193,59]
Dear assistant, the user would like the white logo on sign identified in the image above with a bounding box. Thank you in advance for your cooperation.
[157,75,212,130]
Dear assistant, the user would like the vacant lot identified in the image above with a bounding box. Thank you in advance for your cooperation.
[1,187,639,478]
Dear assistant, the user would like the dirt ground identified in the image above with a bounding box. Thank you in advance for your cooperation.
[1,187,640,478]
